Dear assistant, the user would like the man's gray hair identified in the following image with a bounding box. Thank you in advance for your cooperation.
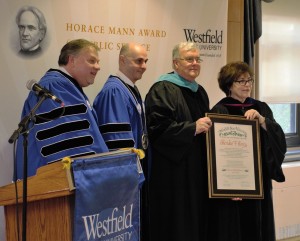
[172,42,199,69]
[172,42,199,59]
[16,6,47,33]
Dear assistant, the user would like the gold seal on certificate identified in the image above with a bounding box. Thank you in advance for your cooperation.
[206,113,263,199]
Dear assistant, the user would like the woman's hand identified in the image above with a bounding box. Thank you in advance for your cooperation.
[244,109,266,129]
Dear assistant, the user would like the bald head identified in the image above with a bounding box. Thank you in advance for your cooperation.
[119,43,148,84]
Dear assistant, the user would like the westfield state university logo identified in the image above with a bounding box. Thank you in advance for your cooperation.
[82,204,135,240]
[182,28,224,56]
[183,29,223,44]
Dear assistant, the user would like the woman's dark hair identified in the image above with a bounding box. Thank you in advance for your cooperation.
[218,61,254,96]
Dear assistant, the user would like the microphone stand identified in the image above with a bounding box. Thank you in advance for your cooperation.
[8,95,47,241]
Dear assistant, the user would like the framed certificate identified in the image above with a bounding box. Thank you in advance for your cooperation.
[206,113,263,199]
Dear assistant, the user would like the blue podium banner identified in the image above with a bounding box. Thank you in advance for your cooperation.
[71,151,144,241]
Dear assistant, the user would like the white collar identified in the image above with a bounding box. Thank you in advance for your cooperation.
[59,66,73,78]
[116,70,135,88]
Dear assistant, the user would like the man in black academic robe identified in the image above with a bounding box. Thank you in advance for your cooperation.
[145,42,212,241]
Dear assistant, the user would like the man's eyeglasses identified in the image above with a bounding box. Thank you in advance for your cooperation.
[234,78,254,86]
[178,57,203,63]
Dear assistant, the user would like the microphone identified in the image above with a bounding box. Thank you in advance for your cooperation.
[26,79,63,104]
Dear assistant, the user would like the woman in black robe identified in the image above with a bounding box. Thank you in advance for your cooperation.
[145,42,212,241]
[209,61,286,241]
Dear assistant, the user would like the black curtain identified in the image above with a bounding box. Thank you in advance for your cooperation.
[244,0,262,66]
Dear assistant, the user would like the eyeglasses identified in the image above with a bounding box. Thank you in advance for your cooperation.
[234,78,254,86]
[178,57,203,63]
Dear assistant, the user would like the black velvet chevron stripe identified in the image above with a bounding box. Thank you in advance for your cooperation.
[99,123,131,134]
[35,104,88,124]
[105,139,135,150]
[36,120,90,140]
[41,136,93,156]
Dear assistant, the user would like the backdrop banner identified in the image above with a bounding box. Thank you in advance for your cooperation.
[71,152,144,241]
[0,1,228,238]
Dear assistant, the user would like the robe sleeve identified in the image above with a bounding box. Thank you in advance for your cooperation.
[93,84,135,150]
[15,74,108,180]
[145,82,199,163]
[260,102,286,182]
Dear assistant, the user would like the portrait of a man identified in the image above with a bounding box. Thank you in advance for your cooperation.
[15,6,47,56]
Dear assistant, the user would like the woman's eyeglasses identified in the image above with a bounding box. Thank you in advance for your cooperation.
[234,78,254,86]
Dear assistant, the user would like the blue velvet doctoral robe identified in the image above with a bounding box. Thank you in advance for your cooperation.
[15,69,108,180]
[93,75,146,151]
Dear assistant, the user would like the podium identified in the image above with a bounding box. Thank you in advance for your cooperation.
[0,161,74,241]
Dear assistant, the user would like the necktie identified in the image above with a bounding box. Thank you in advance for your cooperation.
[134,85,144,115]
[134,85,146,127]
[133,86,148,150]
[134,85,142,104]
